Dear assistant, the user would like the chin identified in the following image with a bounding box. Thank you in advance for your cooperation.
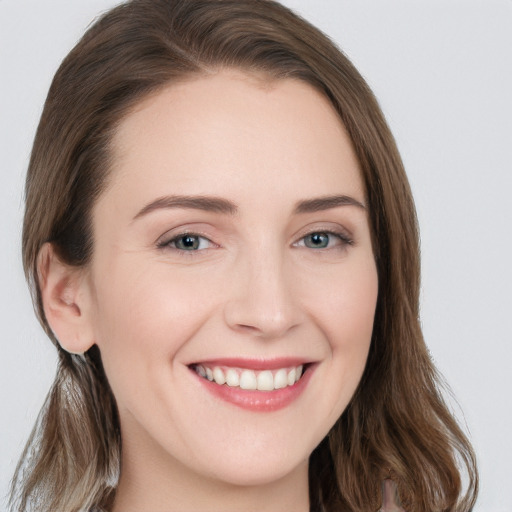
[182,428,316,488]
[203,454,309,488]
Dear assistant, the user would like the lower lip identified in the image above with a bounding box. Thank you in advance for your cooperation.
[192,366,314,412]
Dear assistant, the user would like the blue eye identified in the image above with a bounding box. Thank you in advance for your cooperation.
[303,232,330,249]
[164,234,212,251]
[298,231,351,249]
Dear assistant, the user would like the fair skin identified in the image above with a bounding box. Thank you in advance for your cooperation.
[40,70,378,512]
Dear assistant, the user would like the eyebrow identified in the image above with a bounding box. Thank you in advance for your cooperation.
[133,195,238,220]
[133,193,366,221]
[293,195,366,213]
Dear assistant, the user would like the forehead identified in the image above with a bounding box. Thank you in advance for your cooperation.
[103,70,364,215]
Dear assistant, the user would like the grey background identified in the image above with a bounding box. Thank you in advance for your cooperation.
[1,1,511,510]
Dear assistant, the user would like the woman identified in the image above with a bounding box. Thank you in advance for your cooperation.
[10,1,478,511]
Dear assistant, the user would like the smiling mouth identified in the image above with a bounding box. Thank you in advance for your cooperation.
[190,364,306,391]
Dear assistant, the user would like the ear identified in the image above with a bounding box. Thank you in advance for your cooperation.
[37,243,95,354]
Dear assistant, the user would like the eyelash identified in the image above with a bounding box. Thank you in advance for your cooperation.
[294,229,354,250]
[157,229,353,254]
[156,232,215,253]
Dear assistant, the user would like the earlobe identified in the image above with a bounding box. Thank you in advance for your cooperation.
[38,243,95,354]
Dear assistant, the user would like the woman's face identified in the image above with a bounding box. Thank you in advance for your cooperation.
[85,70,378,487]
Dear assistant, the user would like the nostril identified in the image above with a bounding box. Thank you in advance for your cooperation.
[223,283,303,339]
[236,324,262,334]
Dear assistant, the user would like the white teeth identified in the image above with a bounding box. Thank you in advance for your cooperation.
[194,364,306,391]
[213,367,225,385]
[257,370,274,391]
[287,368,296,386]
[225,368,240,387]
[274,368,288,389]
[240,370,257,390]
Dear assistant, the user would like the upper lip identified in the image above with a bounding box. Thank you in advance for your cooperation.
[189,357,313,371]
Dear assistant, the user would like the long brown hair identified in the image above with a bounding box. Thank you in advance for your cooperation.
[12,1,478,511]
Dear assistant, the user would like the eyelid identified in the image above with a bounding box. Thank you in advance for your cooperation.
[294,232,353,251]
[155,223,354,253]
[293,225,354,247]
[156,230,217,252]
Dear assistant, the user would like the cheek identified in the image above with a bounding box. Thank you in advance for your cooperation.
[90,259,218,387]
[301,256,378,420]
[330,257,378,371]
[306,254,378,347]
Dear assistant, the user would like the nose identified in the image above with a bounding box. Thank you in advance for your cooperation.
[223,247,303,339]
